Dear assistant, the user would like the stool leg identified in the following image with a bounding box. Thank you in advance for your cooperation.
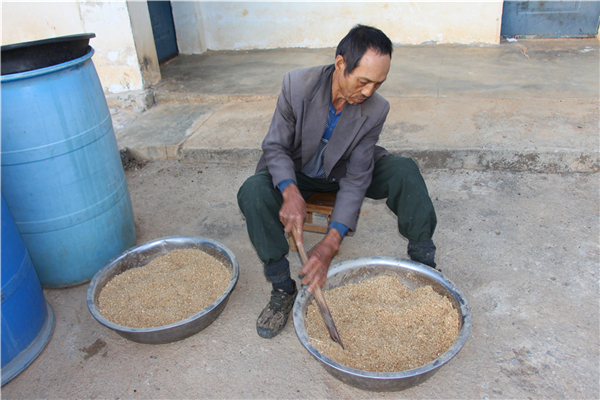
[305,211,313,224]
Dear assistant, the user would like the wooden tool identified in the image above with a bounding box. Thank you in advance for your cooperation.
[292,228,344,349]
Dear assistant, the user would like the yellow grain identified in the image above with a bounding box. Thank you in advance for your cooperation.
[306,275,460,373]
[98,249,230,328]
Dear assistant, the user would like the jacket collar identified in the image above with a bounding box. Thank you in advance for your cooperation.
[301,65,368,173]
[301,65,334,167]
[325,103,366,175]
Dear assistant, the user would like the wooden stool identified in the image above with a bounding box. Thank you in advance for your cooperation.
[289,192,336,252]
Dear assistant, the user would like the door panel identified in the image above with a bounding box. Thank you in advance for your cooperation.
[501,1,600,38]
[147,1,178,62]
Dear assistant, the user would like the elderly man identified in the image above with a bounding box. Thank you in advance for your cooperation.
[237,25,437,339]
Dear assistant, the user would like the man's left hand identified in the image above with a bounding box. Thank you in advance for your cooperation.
[300,229,342,293]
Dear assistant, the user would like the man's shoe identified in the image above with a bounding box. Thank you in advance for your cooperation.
[408,239,439,270]
[256,285,297,339]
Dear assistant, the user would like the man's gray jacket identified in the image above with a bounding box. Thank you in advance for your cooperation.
[255,64,390,232]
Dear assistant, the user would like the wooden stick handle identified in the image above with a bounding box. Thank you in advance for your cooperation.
[291,227,344,349]
[295,238,328,304]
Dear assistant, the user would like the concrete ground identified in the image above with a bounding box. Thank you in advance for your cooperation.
[2,39,599,399]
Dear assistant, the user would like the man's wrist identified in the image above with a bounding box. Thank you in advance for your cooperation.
[328,221,349,239]
[323,227,343,252]
[277,179,296,193]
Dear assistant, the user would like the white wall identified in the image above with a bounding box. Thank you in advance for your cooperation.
[79,1,144,92]
[173,1,504,54]
[1,1,159,94]
[2,1,504,95]
[171,1,208,53]
[127,0,162,87]
[2,2,85,42]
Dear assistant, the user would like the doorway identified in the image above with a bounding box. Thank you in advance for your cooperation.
[147,1,178,63]
[501,1,600,38]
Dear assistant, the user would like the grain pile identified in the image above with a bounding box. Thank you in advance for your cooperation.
[98,249,231,328]
[305,275,460,373]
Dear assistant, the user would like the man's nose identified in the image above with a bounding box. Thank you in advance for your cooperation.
[362,83,377,98]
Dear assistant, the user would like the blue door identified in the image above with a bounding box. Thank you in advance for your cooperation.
[148,1,178,63]
[502,1,600,38]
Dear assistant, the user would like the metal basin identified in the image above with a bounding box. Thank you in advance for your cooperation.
[293,257,471,392]
[87,236,239,344]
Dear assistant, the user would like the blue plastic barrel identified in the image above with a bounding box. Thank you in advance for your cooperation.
[1,194,54,385]
[1,44,136,287]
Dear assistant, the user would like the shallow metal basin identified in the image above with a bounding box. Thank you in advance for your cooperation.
[293,257,471,392]
[87,236,239,344]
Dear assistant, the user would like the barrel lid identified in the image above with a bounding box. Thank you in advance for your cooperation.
[1,33,96,76]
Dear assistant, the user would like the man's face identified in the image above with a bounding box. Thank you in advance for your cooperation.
[334,48,391,105]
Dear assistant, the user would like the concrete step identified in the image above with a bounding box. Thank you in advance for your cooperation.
[115,96,598,172]
[114,39,599,173]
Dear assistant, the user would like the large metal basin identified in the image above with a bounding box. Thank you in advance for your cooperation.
[87,236,238,344]
[293,257,471,392]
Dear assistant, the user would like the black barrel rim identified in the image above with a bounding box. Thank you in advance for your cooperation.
[1,33,96,76]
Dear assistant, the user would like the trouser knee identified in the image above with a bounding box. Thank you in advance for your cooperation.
[237,171,276,215]
[372,156,437,243]
[237,170,289,266]
[386,157,423,188]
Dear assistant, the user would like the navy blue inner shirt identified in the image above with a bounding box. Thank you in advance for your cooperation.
[277,102,349,238]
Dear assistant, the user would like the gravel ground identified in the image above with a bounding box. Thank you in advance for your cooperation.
[2,160,598,399]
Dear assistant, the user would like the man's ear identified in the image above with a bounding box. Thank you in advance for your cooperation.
[334,54,346,75]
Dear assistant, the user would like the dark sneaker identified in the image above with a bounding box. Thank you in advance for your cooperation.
[408,239,439,270]
[256,286,297,339]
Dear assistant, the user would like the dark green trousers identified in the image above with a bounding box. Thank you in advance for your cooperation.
[237,156,437,270]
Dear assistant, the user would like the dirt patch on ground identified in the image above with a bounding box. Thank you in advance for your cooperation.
[120,148,148,171]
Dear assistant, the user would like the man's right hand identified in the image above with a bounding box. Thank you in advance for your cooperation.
[279,183,306,240]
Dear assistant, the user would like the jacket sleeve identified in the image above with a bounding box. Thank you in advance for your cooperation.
[261,72,299,188]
